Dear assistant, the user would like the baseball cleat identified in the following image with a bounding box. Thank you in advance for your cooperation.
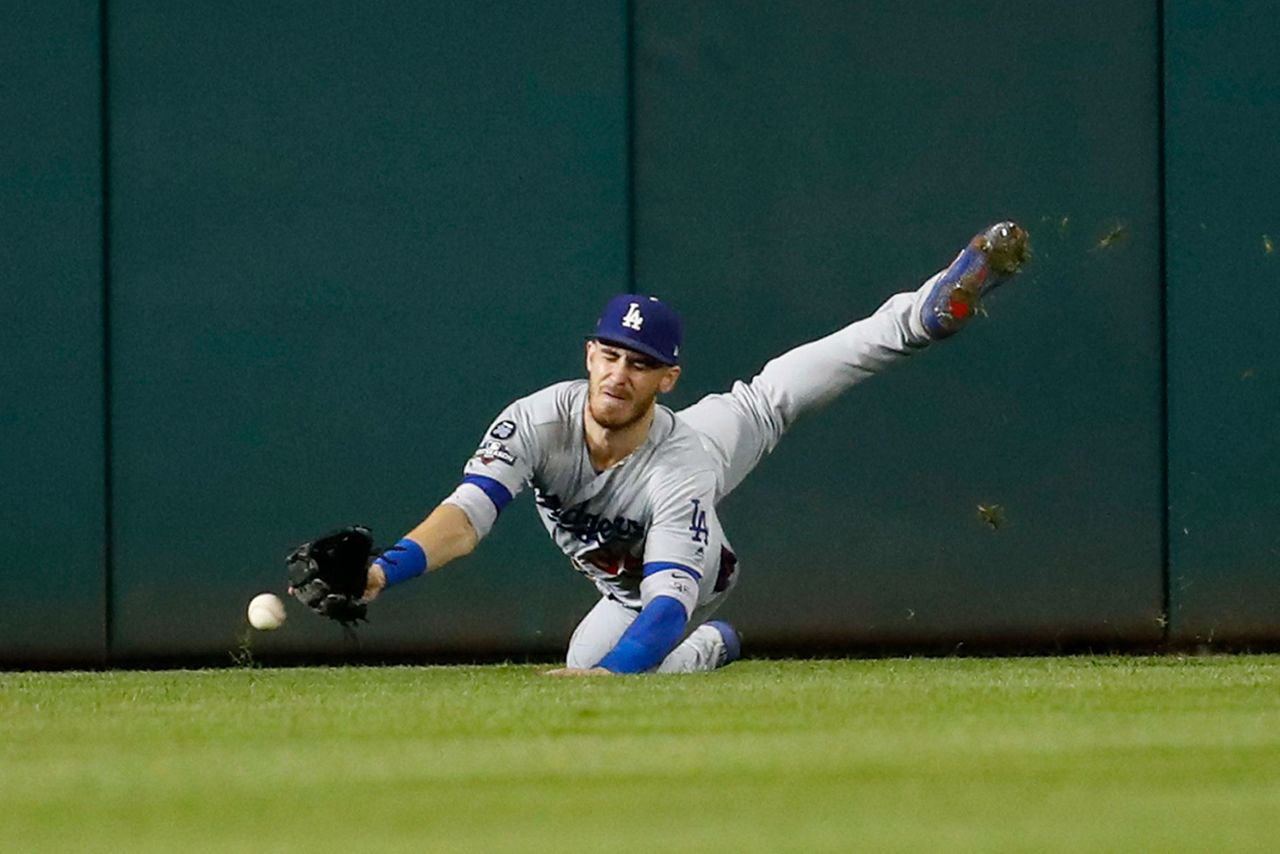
[920,221,1029,339]
[707,620,742,667]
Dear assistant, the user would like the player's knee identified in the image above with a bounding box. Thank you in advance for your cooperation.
[564,644,597,669]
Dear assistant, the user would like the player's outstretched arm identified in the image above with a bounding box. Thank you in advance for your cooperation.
[364,503,478,600]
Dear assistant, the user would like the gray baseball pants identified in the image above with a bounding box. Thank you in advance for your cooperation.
[566,279,937,672]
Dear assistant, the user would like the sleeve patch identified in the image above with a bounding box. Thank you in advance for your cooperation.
[474,440,517,466]
[489,420,516,440]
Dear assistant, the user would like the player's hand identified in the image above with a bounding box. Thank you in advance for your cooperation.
[286,526,374,625]
[363,562,387,601]
[543,667,614,677]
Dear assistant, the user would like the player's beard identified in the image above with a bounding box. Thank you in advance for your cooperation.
[587,381,655,430]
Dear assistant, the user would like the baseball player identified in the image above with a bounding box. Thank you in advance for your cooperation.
[293,222,1028,674]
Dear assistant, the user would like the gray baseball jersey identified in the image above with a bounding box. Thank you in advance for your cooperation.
[442,284,933,628]
[444,379,728,610]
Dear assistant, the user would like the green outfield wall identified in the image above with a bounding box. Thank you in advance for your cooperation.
[1,1,107,663]
[1165,2,1280,644]
[103,0,628,659]
[1,1,1275,664]
[633,1,1164,648]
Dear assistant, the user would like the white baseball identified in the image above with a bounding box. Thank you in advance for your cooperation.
[247,593,287,631]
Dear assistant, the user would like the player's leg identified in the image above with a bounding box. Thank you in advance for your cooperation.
[655,577,743,673]
[656,621,741,673]
[679,221,1028,500]
[677,289,925,499]
[565,571,743,673]
[565,595,637,668]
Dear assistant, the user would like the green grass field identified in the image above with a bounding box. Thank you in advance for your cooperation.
[3,656,1278,852]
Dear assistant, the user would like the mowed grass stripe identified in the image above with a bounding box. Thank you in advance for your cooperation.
[2,657,1277,852]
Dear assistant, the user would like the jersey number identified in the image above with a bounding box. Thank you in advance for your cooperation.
[688,498,709,544]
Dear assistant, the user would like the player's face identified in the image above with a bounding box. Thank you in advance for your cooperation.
[585,341,681,430]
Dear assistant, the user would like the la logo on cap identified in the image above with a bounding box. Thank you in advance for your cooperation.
[589,292,682,365]
[621,302,644,331]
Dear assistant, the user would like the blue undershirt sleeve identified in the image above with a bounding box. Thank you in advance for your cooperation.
[595,595,689,674]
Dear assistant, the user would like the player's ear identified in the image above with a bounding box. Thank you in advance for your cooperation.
[584,339,595,371]
[659,365,681,394]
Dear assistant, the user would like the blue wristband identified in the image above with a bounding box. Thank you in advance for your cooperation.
[374,538,428,588]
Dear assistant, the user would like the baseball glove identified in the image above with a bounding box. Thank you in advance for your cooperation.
[286,525,376,625]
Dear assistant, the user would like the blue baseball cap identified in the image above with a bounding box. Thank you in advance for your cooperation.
[589,293,682,365]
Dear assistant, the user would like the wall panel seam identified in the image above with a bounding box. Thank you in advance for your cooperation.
[99,0,114,664]
[1156,0,1171,644]
[625,0,636,289]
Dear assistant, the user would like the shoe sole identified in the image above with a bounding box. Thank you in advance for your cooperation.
[925,221,1029,337]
